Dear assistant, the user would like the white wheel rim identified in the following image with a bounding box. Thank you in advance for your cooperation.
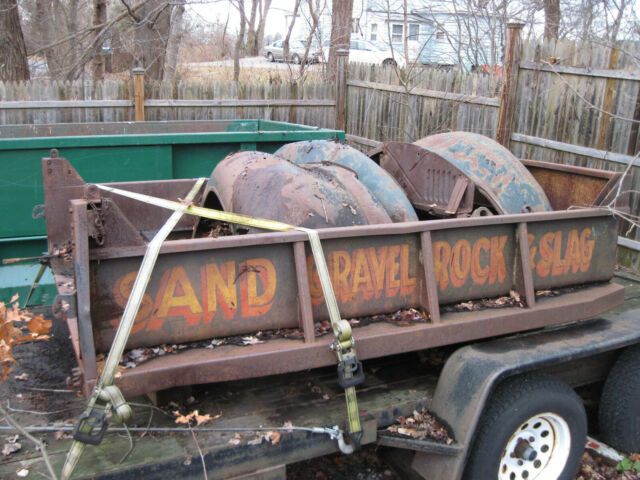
[498,412,571,480]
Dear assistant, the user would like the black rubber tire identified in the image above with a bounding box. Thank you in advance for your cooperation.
[292,54,301,65]
[382,58,396,67]
[599,344,640,453]
[267,52,274,62]
[463,373,586,480]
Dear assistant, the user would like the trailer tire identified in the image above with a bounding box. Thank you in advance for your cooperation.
[463,373,586,480]
[599,344,640,453]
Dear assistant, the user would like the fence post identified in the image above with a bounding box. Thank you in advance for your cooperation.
[496,23,524,147]
[335,49,348,132]
[132,68,145,122]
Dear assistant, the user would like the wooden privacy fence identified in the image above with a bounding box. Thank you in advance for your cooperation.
[0,73,336,128]
[2,35,640,262]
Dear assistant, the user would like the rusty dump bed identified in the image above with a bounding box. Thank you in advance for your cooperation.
[42,152,627,397]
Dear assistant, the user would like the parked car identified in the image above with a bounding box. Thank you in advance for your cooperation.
[264,40,321,64]
[321,39,406,68]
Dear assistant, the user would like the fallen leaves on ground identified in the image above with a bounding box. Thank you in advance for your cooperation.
[0,296,52,381]
[173,409,222,426]
[2,435,21,456]
[576,451,640,479]
[386,409,453,444]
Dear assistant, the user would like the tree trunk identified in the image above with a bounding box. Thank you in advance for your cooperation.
[283,0,301,62]
[134,0,172,81]
[91,0,107,81]
[246,0,258,55]
[164,2,185,81]
[0,0,29,81]
[299,0,320,75]
[233,0,246,82]
[255,0,271,55]
[543,0,560,40]
[164,4,184,82]
[327,0,353,82]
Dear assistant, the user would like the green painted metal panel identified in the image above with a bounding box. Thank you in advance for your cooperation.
[0,120,344,304]
[1,145,172,238]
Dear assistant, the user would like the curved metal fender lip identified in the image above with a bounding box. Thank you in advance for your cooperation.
[414,132,553,214]
[275,140,418,223]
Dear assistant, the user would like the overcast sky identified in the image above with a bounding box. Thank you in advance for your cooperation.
[189,0,296,36]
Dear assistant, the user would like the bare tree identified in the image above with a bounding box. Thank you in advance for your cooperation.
[0,0,29,81]
[283,0,302,62]
[298,0,324,74]
[91,0,107,80]
[327,0,353,82]
[544,0,560,39]
[231,0,247,81]
[245,0,272,56]
[164,0,185,81]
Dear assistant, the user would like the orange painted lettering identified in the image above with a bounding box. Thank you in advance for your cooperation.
[240,258,277,317]
[580,228,595,272]
[433,241,451,290]
[351,249,375,299]
[489,235,507,284]
[563,230,582,274]
[366,246,388,298]
[153,266,203,327]
[332,250,353,302]
[536,232,554,277]
[385,245,401,297]
[551,231,567,276]
[450,239,471,288]
[111,271,153,333]
[202,262,237,322]
[471,237,490,285]
[400,244,417,295]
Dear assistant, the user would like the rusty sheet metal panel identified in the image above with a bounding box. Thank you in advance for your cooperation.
[522,159,626,211]
[528,216,617,289]
[431,224,517,304]
[204,151,391,233]
[274,140,418,222]
[305,234,423,321]
[88,214,618,353]
[375,142,475,217]
[414,132,552,214]
[91,243,300,352]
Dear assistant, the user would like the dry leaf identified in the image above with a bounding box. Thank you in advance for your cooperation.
[174,409,221,426]
[27,315,52,336]
[14,373,28,381]
[265,431,281,445]
[247,437,263,445]
[16,468,29,477]
[9,294,19,304]
[54,430,71,440]
[2,441,21,456]
[228,434,242,445]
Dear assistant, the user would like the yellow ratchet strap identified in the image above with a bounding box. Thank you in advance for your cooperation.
[95,184,363,439]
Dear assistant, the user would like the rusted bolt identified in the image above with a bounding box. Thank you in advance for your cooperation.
[514,438,537,461]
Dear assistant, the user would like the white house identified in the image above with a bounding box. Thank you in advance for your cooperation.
[286,0,504,69]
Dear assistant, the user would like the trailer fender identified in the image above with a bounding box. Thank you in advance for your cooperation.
[413,310,640,480]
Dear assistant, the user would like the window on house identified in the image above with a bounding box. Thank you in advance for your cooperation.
[409,24,420,40]
[392,24,403,43]
[436,28,446,40]
[370,23,378,42]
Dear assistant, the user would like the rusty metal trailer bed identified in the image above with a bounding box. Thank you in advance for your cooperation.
[42,153,625,398]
